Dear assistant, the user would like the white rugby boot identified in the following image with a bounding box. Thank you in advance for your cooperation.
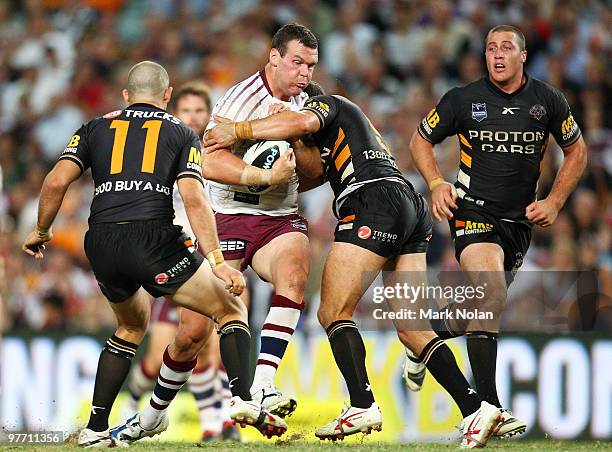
[229,396,287,438]
[315,402,382,441]
[251,383,297,418]
[78,428,122,448]
[110,411,168,444]
[460,401,504,449]
[494,409,527,438]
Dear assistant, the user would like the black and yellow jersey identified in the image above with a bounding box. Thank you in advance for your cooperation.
[59,103,203,224]
[418,74,581,222]
[301,95,410,218]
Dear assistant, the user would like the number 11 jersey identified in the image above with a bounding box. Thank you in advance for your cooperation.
[59,103,203,224]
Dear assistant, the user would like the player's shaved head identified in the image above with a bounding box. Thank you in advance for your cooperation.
[126,61,170,100]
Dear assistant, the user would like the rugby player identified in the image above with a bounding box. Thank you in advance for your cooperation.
[201,23,319,417]
[22,61,287,447]
[125,82,240,441]
[204,83,504,448]
[404,25,587,438]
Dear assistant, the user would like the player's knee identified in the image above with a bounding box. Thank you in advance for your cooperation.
[173,327,208,356]
[278,264,308,297]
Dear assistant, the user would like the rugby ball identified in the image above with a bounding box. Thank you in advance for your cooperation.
[242,140,291,193]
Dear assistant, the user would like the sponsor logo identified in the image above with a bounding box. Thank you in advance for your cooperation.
[290,219,307,231]
[502,107,520,115]
[220,239,246,252]
[304,101,330,118]
[357,226,372,239]
[248,145,281,193]
[471,103,487,122]
[372,230,398,243]
[426,108,440,128]
[124,109,180,124]
[186,146,202,171]
[421,108,440,135]
[529,104,546,120]
[468,130,545,154]
[561,113,579,141]
[454,219,493,236]
[65,134,80,149]
[103,110,123,119]
[162,256,191,279]
[188,146,201,165]
[155,273,169,284]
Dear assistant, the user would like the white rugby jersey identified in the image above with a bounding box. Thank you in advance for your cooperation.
[205,70,308,216]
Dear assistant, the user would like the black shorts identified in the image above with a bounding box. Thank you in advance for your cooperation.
[84,220,204,303]
[449,200,531,273]
[334,181,433,258]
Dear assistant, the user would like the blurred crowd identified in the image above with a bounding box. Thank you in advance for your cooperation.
[0,0,610,334]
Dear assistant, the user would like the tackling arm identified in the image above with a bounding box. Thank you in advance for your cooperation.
[203,110,321,186]
[204,111,320,152]
[248,110,321,140]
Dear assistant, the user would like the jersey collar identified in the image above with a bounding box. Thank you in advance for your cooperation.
[484,72,531,99]
[259,69,274,97]
[128,102,166,111]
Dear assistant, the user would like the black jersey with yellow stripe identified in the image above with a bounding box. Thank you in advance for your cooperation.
[301,95,409,217]
[417,74,581,222]
[58,103,203,224]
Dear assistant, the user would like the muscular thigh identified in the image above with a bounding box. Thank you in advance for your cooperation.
[320,242,387,319]
[167,260,243,321]
[251,232,309,286]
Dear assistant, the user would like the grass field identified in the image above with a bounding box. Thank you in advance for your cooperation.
[2,439,611,451]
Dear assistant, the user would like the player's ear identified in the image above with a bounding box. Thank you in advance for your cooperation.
[163,86,173,104]
[122,89,130,104]
[520,50,527,63]
[270,48,280,67]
